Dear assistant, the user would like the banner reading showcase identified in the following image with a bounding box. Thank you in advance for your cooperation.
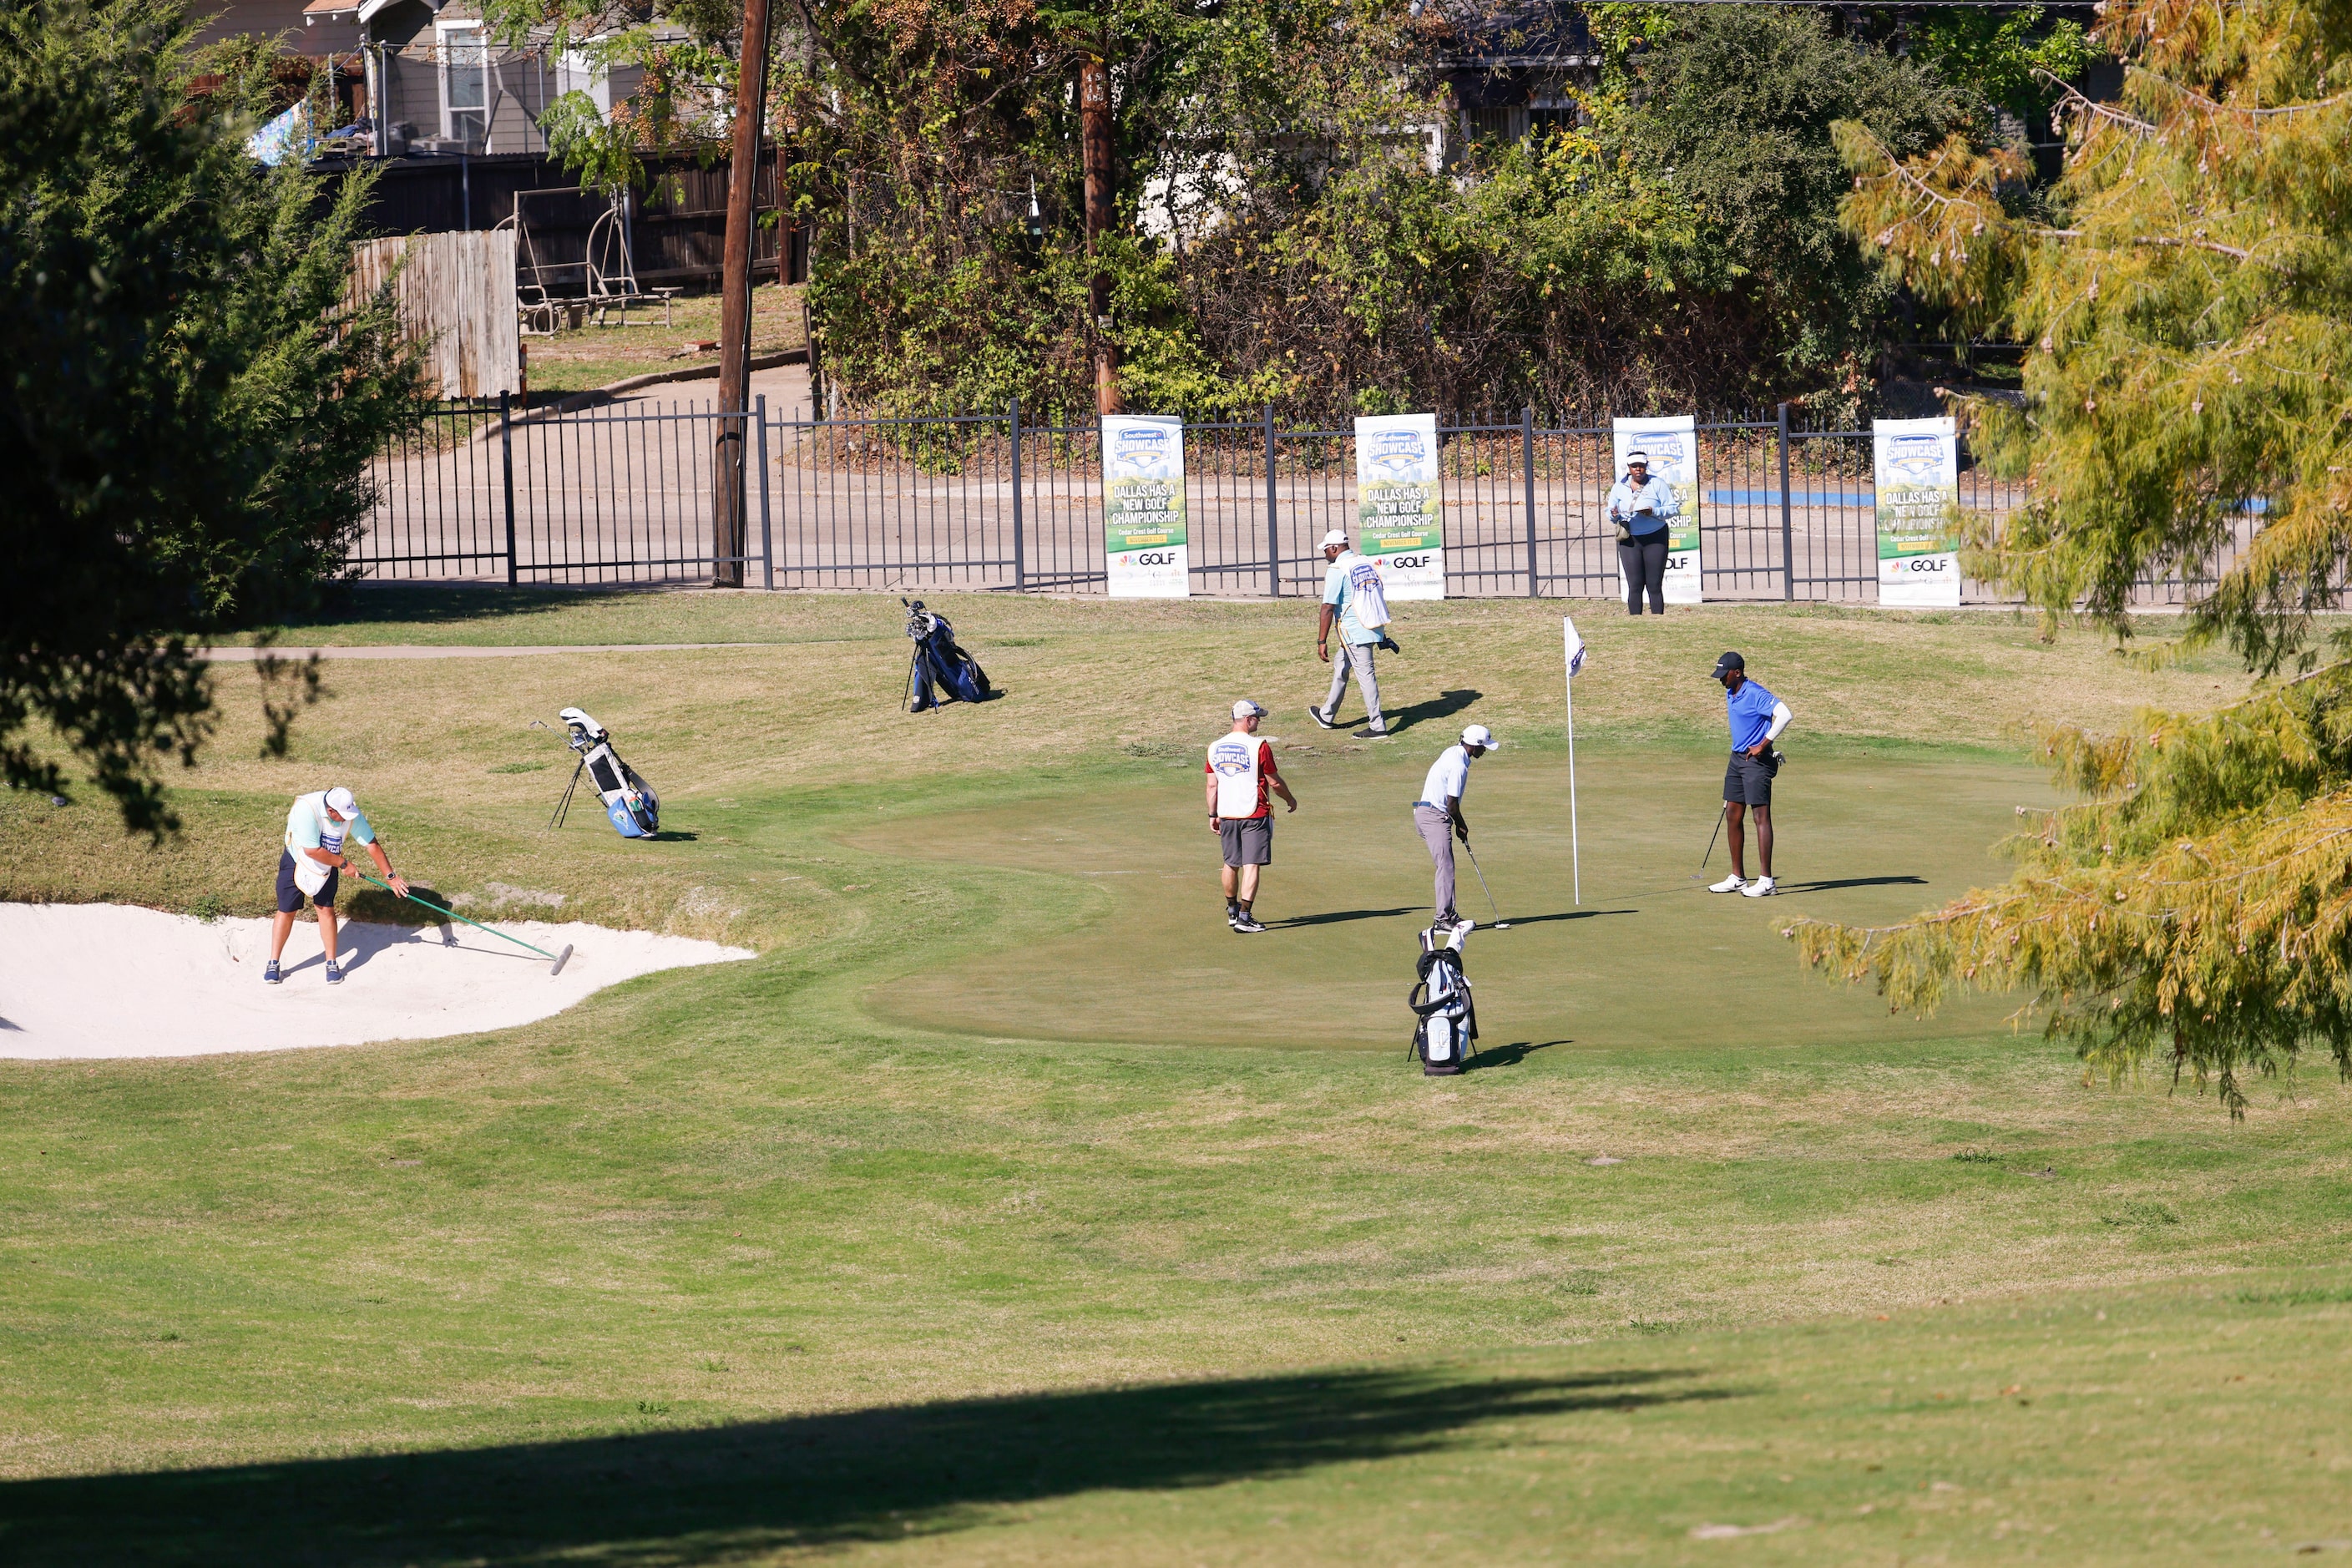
[1102,413,1189,599]
[1353,413,1444,599]
[1611,415,1702,604]
[1874,416,1960,608]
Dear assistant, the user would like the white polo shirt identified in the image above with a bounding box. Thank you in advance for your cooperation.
[1419,744,1472,807]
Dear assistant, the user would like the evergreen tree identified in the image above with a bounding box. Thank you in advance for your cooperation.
[1799,0,2352,1113]
[1,0,421,835]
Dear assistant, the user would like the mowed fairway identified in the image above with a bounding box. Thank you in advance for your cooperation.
[3,589,2350,1565]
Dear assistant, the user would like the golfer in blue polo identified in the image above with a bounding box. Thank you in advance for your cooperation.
[1709,651,1792,897]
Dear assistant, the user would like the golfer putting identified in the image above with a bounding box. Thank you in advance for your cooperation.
[1709,651,1793,897]
[1207,699,1297,933]
[1413,725,1496,933]
[1311,530,1393,739]
[269,787,407,984]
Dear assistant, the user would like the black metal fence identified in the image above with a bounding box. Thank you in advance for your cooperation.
[357,400,2228,604]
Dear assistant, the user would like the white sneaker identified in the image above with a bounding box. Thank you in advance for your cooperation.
[1741,876,1778,898]
[1708,874,1747,893]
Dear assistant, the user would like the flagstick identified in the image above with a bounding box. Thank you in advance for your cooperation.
[1564,620,1582,907]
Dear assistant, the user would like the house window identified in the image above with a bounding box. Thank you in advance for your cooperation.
[438,23,488,145]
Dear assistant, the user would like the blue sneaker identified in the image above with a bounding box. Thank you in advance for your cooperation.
[263,959,281,985]
[324,959,343,985]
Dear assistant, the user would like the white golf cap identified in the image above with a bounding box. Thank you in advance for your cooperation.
[1320,529,1349,549]
[1232,698,1268,720]
[324,786,358,814]
[1626,450,1649,463]
[1461,725,1497,748]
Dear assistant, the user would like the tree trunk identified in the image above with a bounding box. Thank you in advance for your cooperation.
[1080,55,1120,416]
[713,0,775,587]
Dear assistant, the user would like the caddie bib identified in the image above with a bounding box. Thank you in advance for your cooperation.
[285,792,350,896]
[1206,734,1265,818]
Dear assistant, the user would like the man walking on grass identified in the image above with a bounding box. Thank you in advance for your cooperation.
[268,786,409,984]
[1709,651,1793,898]
[1207,699,1297,933]
[1311,529,1394,740]
[1413,724,1496,932]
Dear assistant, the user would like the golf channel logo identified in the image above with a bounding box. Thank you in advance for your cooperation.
[1368,429,1427,475]
[1887,434,1944,483]
[1112,424,1172,473]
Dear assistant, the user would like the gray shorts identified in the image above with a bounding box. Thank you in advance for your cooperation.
[1724,749,1776,807]
[1219,816,1272,867]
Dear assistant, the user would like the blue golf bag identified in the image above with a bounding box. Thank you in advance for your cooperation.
[552,707,659,838]
[903,599,994,711]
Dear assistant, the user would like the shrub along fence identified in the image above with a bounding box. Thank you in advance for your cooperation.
[356,401,2233,604]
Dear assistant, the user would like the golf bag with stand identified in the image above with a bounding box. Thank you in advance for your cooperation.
[1408,923,1479,1075]
[550,707,660,838]
[903,599,993,711]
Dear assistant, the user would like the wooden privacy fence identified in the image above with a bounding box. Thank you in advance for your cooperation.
[347,230,520,398]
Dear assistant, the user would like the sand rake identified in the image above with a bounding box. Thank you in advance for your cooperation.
[353,871,574,975]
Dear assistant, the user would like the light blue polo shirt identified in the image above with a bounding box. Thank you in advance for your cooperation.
[286,792,376,857]
[1321,555,1383,646]
[1725,680,1780,752]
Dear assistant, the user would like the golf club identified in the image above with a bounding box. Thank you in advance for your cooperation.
[353,870,574,975]
[1691,802,1728,880]
[1461,839,1509,928]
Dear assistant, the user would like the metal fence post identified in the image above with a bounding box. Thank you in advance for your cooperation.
[498,391,517,585]
[1777,401,1795,602]
[1009,396,1025,592]
[755,394,773,590]
[1263,403,1279,597]
[1522,404,1538,597]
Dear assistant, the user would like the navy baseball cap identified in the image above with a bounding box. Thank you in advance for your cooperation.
[1710,651,1745,680]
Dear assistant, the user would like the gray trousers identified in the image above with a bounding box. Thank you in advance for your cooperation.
[1414,803,1457,919]
[1323,641,1384,731]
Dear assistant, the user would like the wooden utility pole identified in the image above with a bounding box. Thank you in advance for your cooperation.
[1079,55,1120,416]
[713,0,775,587]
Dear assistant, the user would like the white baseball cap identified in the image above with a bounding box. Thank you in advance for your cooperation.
[324,786,358,815]
[1320,529,1350,549]
[1232,698,1268,720]
[1461,725,1497,748]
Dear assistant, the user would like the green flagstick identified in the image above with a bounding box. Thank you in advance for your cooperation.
[352,869,573,976]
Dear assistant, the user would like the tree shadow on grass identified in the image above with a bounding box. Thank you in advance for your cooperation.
[303,580,643,630]
[0,1364,1733,1566]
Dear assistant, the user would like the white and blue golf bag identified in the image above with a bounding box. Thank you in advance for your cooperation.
[554,707,659,838]
[1409,923,1478,1076]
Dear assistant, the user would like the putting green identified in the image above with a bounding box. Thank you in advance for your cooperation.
[856,739,2055,1051]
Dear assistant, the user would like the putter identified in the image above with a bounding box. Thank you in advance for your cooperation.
[1461,840,1509,928]
[352,871,574,975]
[1692,802,1728,880]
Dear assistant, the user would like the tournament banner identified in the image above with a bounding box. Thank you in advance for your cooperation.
[1102,413,1190,599]
[1611,415,1702,604]
[1874,416,1960,608]
[1353,412,1444,600]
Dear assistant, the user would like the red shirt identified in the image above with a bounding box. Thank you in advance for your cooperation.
[1206,739,1282,819]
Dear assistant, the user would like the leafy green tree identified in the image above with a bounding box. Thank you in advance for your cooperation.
[1798,0,2352,1113]
[2,0,422,835]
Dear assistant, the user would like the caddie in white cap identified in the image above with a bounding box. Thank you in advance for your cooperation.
[1311,529,1395,740]
[1412,724,1497,932]
[266,785,409,985]
[1206,698,1297,933]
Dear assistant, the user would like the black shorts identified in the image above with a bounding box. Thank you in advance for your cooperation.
[1724,750,1777,807]
[276,849,338,913]
[1219,816,1272,867]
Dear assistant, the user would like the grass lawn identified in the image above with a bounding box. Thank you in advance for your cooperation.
[522,282,806,400]
[4,590,2349,1565]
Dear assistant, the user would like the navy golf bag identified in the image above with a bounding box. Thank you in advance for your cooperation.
[903,599,994,711]
[552,707,659,838]
[1409,924,1478,1075]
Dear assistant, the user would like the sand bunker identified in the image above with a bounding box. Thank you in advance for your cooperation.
[0,903,753,1060]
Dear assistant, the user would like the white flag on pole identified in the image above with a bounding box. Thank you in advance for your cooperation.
[1562,617,1585,904]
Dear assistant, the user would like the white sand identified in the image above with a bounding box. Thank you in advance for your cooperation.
[0,903,753,1060]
